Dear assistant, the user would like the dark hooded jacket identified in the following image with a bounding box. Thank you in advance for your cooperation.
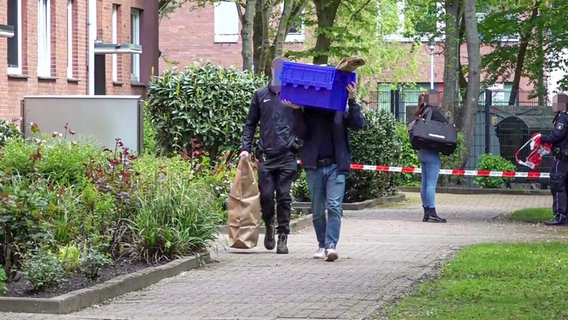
[293,99,366,176]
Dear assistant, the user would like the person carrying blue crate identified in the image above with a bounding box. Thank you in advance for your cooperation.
[284,81,366,262]
[239,58,300,254]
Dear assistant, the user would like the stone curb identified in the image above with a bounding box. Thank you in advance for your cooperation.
[397,186,549,195]
[0,253,210,314]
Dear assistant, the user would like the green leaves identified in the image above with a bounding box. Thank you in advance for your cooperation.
[146,62,266,162]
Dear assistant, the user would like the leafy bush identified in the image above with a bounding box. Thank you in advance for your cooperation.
[0,119,22,147]
[291,168,310,202]
[127,172,223,263]
[58,243,82,272]
[23,249,67,291]
[395,122,420,186]
[346,109,402,202]
[474,153,516,188]
[146,62,266,161]
[80,248,112,281]
[0,268,6,294]
[143,102,157,156]
[0,136,102,185]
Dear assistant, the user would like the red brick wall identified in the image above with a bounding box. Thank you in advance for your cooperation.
[0,0,155,123]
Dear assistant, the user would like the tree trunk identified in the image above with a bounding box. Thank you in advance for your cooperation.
[461,0,481,169]
[312,0,341,65]
[442,0,461,125]
[237,1,257,71]
[508,2,540,106]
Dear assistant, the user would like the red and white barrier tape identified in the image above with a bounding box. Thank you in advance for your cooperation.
[348,164,549,179]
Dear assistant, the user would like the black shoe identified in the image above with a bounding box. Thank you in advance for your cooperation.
[264,224,276,250]
[276,234,288,254]
[423,207,447,223]
[544,216,568,226]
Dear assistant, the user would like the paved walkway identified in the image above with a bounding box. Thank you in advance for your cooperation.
[2,192,568,320]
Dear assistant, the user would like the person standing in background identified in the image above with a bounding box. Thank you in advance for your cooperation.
[414,90,448,223]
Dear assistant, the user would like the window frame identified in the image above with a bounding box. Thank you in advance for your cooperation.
[37,0,52,77]
[7,0,23,74]
[112,4,119,82]
[130,8,141,83]
[214,1,239,43]
[67,0,73,79]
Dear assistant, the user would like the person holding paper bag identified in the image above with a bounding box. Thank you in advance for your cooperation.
[240,57,299,254]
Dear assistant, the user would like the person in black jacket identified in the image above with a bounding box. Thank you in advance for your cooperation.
[540,93,568,226]
[285,82,366,262]
[239,58,298,254]
[415,90,447,223]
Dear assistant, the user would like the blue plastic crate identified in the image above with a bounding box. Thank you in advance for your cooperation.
[279,61,356,112]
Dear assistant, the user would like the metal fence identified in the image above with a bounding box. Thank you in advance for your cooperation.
[368,88,552,189]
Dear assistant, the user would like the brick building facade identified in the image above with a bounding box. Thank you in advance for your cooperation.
[0,0,159,123]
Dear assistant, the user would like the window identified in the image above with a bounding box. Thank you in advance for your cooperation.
[7,0,22,74]
[130,8,140,82]
[112,5,119,82]
[67,0,73,78]
[38,0,51,77]
[214,1,238,43]
[284,9,304,42]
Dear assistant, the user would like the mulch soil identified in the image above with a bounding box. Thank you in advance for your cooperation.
[5,259,163,299]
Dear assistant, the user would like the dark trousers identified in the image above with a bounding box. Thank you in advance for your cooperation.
[550,158,568,217]
[258,162,296,235]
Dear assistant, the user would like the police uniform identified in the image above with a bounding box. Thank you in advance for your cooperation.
[541,111,568,225]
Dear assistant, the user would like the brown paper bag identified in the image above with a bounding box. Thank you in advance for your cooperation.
[227,156,261,249]
[336,56,366,72]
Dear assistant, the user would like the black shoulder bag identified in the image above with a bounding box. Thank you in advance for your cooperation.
[408,109,457,155]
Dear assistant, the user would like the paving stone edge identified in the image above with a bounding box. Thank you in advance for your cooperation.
[397,186,550,195]
[0,253,210,314]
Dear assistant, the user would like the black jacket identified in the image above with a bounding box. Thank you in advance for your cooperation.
[293,99,366,176]
[242,85,296,160]
[418,105,447,123]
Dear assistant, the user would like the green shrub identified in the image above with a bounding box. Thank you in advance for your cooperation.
[395,122,420,186]
[346,109,402,202]
[474,153,516,188]
[23,250,67,291]
[0,268,6,294]
[291,168,310,202]
[0,136,102,185]
[58,243,82,272]
[128,172,223,263]
[80,248,112,281]
[146,62,266,161]
[0,119,22,147]
[143,102,157,156]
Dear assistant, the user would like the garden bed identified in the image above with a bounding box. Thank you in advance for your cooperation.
[5,259,163,298]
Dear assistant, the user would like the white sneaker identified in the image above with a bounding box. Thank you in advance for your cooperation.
[325,248,338,262]
[313,248,326,259]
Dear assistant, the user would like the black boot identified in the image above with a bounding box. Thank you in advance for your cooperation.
[264,223,276,250]
[424,207,447,223]
[422,206,429,222]
[276,234,288,254]
[544,215,568,226]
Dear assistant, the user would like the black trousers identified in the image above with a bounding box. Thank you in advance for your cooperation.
[549,158,568,217]
[257,161,297,235]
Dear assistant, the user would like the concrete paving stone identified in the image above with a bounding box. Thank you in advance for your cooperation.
[0,192,566,320]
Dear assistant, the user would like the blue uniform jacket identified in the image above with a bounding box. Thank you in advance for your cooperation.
[541,112,568,151]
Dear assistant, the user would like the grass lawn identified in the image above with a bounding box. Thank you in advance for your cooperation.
[508,207,554,223]
[379,207,568,320]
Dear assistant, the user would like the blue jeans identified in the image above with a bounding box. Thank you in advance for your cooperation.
[306,165,345,249]
[418,149,441,208]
